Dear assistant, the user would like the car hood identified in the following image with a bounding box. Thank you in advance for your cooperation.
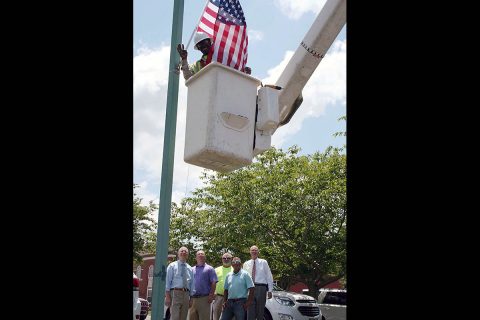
[273,290,316,302]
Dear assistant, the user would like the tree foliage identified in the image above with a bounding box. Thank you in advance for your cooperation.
[133,184,158,263]
[333,115,346,137]
[170,146,346,292]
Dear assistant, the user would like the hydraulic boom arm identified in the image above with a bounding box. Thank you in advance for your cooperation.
[275,0,346,127]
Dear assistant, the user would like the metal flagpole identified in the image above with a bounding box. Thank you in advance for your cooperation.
[185,0,210,50]
[150,1,184,320]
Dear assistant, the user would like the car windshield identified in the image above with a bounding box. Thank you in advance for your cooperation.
[321,291,347,305]
[272,284,285,291]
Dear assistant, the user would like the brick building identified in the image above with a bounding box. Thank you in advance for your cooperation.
[288,278,344,293]
[133,253,176,303]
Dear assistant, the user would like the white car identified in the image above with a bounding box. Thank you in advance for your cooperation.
[317,288,346,320]
[167,285,324,320]
[133,273,142,320]
[265,285,325,320]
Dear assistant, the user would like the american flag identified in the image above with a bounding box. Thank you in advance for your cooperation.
[197,0,248,72]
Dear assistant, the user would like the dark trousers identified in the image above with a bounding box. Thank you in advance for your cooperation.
[247,285,267,320]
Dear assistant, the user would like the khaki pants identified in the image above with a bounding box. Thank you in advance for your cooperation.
[212,294,225,320]
[189,296,211,320]
[171,290,190,320]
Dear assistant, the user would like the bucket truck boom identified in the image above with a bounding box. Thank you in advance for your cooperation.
[183,0,346,172]
[275,0,346,127]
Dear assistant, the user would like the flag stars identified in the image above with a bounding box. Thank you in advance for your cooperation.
[215,1,246,25]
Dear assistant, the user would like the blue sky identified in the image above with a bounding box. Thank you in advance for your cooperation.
[134,0,346,209]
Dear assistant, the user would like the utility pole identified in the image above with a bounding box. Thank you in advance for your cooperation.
[150,1,184,319]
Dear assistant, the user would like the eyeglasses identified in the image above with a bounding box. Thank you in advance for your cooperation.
[232,261,241,265]
[222,257,232,260]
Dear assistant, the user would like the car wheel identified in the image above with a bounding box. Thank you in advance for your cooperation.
[263,309,272,320]
[321,316,326,320]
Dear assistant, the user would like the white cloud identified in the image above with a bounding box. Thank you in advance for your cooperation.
[134,39,345,206]
[275,0,327,20]
[263,39,346,147]
[134,45,206,207]
[248,29,264,41]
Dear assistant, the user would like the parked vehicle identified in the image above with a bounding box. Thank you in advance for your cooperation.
[317,288,346,320]
[166,284,324,320]
[139,297,149,320]
[164,285,329,320]
[164,301,173,320]
[133,273,142,320]
[264,284,325,320]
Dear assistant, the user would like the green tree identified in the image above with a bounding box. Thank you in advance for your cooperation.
[133,184,158,263]
[170,146,346,292]
[333,115,346,138]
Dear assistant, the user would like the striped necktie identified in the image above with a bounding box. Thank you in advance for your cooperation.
[181,263,188,288]
[252,260,256,283]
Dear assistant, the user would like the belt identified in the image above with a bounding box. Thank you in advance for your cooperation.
[172,288,189,292]
[228,298,246,302]
[216,294,224,297]
[254,283,268,287]
[191,294,209,298]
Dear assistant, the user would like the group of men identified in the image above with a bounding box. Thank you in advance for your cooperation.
[165,245,274,320]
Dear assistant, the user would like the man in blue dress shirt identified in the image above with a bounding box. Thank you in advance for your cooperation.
[165,247,195,320]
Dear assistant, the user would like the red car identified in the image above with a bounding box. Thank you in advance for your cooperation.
[134,273,141,320]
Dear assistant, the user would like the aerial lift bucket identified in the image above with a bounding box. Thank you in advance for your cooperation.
[184,62,261,173]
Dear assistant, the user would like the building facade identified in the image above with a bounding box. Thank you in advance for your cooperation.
[133,253,176,303]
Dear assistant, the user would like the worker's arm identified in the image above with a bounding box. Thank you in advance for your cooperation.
[177,44,194,80]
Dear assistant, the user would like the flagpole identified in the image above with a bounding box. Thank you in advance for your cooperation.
[150,1,184,320]
[185,0,210,49]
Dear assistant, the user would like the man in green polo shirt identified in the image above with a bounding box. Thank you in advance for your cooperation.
[212,252,233,320]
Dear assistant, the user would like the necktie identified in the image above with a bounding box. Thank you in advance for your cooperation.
[252,260,256,283]
[181,263,188,288]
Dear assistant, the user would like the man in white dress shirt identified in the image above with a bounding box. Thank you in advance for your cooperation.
[243,245,274,320]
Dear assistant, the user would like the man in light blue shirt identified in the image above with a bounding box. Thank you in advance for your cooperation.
[165,247,195,320]
[221,257,254,320]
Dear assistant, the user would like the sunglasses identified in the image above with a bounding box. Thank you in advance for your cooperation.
[222,257,232,260]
